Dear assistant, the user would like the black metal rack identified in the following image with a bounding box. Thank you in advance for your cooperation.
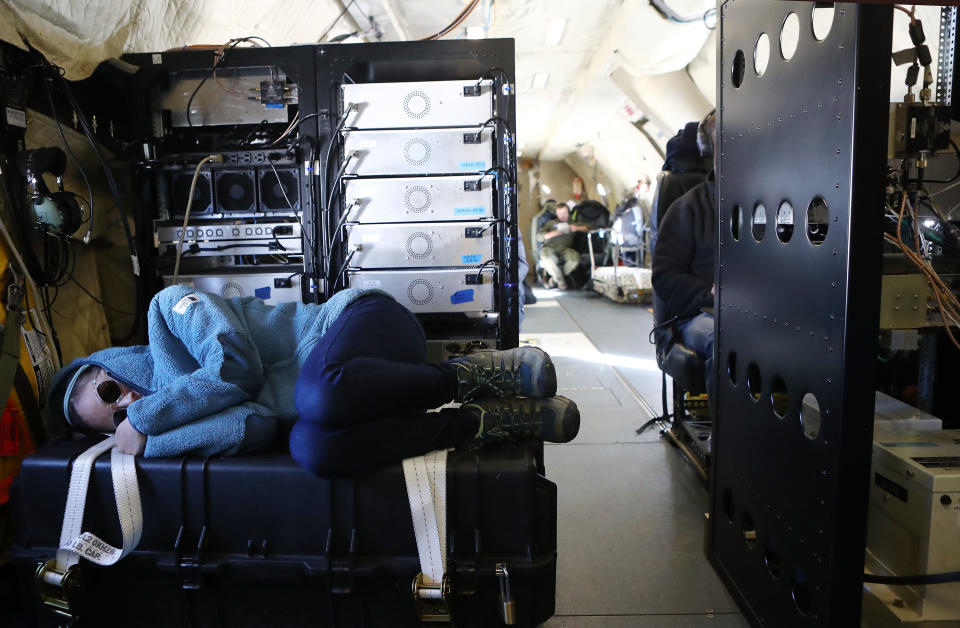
[709,2,893,625]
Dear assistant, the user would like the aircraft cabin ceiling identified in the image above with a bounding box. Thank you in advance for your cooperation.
[0,0,718,189]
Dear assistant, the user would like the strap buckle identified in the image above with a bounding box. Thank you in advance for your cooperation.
[35,558,80,619]
[412,572,452,624]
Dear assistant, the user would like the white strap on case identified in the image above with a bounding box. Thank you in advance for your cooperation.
[402,450,449,585]
[56,436,143,568]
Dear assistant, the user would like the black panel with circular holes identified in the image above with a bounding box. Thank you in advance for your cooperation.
[709,2,891,626]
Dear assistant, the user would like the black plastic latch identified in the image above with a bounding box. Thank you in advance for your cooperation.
[464,227,484,238]
[466,274,484,285]
[463,85,482,97]
[463,133,482,144]
[175,524,208,591]
[464,180,482,192]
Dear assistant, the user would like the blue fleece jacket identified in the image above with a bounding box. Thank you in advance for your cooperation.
[48,285,382,457]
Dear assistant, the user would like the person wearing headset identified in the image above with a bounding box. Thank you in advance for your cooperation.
[651,110,718,398]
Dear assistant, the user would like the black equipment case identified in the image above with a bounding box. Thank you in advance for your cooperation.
[8,438,556,627]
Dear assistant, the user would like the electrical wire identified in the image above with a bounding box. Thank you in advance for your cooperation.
[0,215,61,369]
[649,0,717,27]
[42,78,94,243]
[419,0,480,41]
[319,0,358,42]
[173,155,221,284]
[884,191,960,349]
[268,161,314,256]
[333,246,359,291]
[68,275,136,316]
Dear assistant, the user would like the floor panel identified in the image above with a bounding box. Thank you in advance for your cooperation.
[523,288,746,626]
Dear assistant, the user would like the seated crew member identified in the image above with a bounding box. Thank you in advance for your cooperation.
[651,110,717,396]
[49,285,580,476]
[536,202,590,289]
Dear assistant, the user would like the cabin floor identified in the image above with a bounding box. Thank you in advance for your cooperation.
[523,288,748,627]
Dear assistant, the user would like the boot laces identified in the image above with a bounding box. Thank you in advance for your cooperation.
[460,359,523,401]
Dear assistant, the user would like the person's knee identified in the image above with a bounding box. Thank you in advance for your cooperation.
[294,363,349,427]
[289,422,338,476]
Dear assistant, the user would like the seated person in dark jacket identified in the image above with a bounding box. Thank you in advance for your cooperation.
[537,203,590,289]
[651,110,717,393]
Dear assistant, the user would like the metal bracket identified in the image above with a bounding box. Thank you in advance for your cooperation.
[936,6,957,106]
[35,558,80,620]
[174,523,209,590]
[496,563,517,625]
[411,572,452,624]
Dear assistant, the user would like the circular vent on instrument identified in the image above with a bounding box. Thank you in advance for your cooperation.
[405,231,433,260]
[406,279,435,306]
[259,168,300,211]
[403,138,431,166]
[219,282,245,298]
[215,171,257,213]
[404,186,432,213]
[171,171,213,216]
[403,91,431,119]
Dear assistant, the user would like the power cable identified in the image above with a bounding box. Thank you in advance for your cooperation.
[319,0,358,42]
[172,154,222,284]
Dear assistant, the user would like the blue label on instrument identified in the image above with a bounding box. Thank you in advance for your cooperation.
[461,254,483,264]
[459,161,487,171]
[454,206,486,216]
[450,289,474,304]
[254,286,272,300]
[264,104,285,109]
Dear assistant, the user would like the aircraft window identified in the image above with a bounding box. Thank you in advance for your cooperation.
[752,203,767,241]
[728,351,738,386]
[754,33,770,76]
[731,204,744,241]
[747,362,762,401]
[770,375,788,417]
[800,392,821,439]
[776,200,794,243]
[812,3,835,41]
[732,49,745,88]
[780,13,800,60]
[806,197,829,246]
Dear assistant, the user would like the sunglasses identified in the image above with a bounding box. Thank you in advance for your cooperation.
[92,373,124,408]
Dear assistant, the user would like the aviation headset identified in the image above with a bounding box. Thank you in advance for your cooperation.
[696,109,717,159]
[16,147,84,238]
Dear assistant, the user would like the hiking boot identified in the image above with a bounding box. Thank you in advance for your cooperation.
[463,396,580,449]
[450,347,557,403]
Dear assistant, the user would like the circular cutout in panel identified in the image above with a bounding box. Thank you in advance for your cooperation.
[723,489,736,523]
[791,568,811,615]
[403,138,432,166]
[752,204,767,242]
[770,375,788,418]
[747,362,762,401]
[806,197,829,246]
[780,13,800,60]
[764,543,782,579]
[406,279,435,306]
[731,205,743,241]
[740,511,758,550]
[405,232,434,260]
[812,3,835,41]
[754,33,771,76]
[801,392,822,439]
[404,185,432,213]
[731,50,746,88]
[403,91,432,119]
[776,201,795,243]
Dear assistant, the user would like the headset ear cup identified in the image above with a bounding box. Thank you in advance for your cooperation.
[46,192,83,235]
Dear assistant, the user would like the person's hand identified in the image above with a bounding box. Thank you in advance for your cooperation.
[115,419,146,456]
[710,284,715,296]
[556,222,571,234]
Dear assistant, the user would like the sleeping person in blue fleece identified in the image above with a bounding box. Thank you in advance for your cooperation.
[47,285,579,475]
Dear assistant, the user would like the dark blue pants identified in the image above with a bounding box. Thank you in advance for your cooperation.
[290,295,477,476]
